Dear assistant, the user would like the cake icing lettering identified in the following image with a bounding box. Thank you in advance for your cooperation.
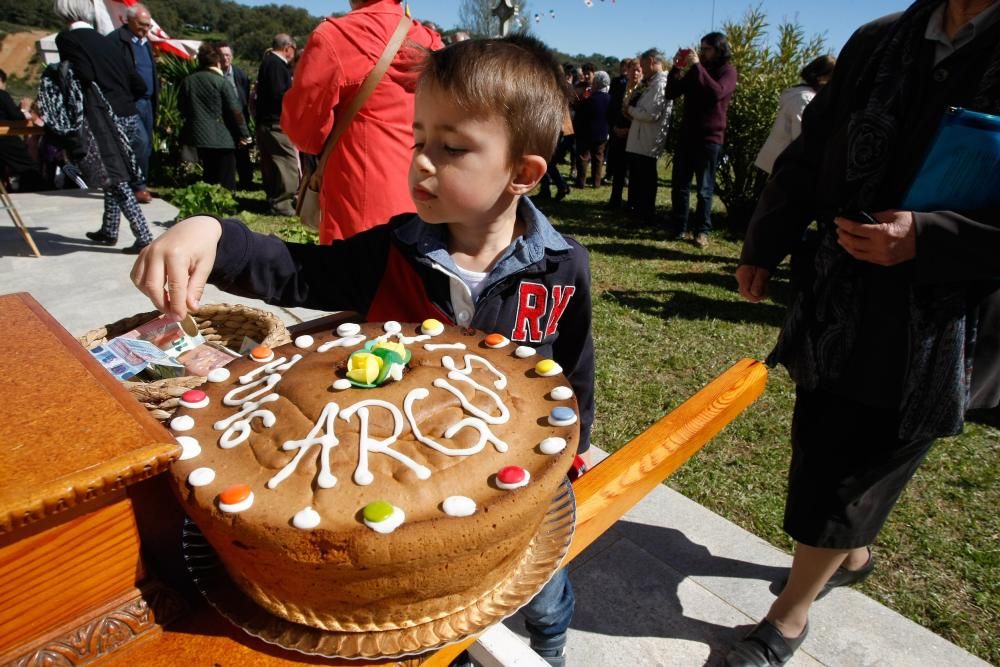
[215,393,279,448]
[404,388,509,455]
[340,400,431,485]
[424,342,466,351]
[433,372,511,424]
[318,334,366,352]
[224,373,281,406]
[238,355,300,384]
[441,353,508,390]
[268,402,341,490]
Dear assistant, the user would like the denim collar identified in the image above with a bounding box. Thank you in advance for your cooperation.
[395,197,571,282]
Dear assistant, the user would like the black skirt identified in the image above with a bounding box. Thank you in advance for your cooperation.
[783,386,935,549]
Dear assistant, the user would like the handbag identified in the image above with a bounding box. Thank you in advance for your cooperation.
[296,14,413,231]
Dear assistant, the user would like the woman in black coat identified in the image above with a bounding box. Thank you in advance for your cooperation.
[53,0,153,253]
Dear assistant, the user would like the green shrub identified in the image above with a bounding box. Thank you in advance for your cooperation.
[168,182,238,219]
[715,6,826,230]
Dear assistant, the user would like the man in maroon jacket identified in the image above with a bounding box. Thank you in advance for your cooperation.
[665,32,738,248]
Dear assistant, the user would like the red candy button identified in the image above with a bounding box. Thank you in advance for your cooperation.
[250,345,272,359]
[497,466,526,485]
[181,389,207,403]
[219,483,252,505]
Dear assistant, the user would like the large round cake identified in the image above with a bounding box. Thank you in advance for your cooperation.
[167,320,580,632]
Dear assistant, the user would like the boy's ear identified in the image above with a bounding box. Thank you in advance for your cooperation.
[508,155,547,196]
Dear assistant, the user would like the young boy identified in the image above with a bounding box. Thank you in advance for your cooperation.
[132,35,593,666]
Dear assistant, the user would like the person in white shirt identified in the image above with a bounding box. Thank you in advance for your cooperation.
[754,55,836,175]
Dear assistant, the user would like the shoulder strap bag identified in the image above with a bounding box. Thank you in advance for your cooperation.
[296,14,413,231]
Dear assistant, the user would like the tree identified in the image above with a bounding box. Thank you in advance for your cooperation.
[714,6,825,230]
[457,0,532,37]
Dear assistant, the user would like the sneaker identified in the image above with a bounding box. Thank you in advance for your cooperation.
[694,233,709,248]
[85,230,117,246]
[121,240,150,255]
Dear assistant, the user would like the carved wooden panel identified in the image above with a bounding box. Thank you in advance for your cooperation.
[0,498,144,657]
[3,584,186,667]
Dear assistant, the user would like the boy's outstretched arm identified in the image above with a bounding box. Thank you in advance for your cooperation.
[131,216,223,321]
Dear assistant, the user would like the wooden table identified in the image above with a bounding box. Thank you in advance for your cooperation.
[0,299,767,666]
[0,121,45,257]
[0,292,181,665]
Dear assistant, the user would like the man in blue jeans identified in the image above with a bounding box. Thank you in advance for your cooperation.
[665,32,738,248]
[109,4,159,204]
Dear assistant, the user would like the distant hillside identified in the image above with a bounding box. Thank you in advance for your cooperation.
[0,0,618,82]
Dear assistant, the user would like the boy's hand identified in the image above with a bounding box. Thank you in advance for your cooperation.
[735,264,771,302]
[130,216,223,321]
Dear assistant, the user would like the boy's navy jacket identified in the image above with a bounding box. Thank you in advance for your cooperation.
[210,198,595,453]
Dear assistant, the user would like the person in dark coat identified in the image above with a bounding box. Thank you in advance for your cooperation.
[0,68,44,191]
[255,34,298,215]
[728,2,1000,665]
[108,4,158,203]
[573,70,611,188]
[665,31,738,248]
[53,0,153,253]
[179,43,250,190]
[218,42,254,189]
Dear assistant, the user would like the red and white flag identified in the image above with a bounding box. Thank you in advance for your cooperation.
[95,0,194,59]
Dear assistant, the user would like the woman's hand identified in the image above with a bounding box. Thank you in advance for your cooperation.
[735,264,771,302]
[835,210,916,266]
[130,216,223,321]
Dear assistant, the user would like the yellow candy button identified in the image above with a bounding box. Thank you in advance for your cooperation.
[421,318,443,334]
[535,359,557,375]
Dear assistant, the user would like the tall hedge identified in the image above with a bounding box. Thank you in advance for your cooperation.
[715,6,826,230]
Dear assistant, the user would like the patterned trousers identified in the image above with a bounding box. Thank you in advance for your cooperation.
[101,181,152,244]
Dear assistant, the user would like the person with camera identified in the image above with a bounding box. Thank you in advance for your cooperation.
[665,32,738,248]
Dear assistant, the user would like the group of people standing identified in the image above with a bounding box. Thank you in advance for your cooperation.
[546,32,739,249]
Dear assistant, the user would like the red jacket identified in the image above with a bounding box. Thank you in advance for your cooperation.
[281,0,443,243]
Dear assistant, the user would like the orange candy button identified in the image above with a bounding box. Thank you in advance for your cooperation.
[250,345,272,359]
[219,483,252,505]
[484,333,506,347]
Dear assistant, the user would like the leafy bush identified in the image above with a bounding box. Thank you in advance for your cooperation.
[715,6,826,230]
[168,182,238,219]
[276,222,319,245]
[149,55,200,185]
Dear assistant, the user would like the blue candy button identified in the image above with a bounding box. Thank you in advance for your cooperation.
[549,406,577,425]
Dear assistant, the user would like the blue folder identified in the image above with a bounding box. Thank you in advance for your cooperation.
[902,107,1000,211]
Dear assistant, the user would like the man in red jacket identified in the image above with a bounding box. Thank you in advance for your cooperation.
[281,0,443,243]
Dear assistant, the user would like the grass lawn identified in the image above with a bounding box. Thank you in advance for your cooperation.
[160,169,998,663]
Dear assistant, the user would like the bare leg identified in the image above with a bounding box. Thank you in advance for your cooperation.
[766,543,869,638]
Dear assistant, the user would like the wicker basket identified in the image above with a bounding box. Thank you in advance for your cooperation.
[78,303,291,421]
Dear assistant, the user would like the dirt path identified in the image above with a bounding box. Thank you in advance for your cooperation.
[0,30,49,78]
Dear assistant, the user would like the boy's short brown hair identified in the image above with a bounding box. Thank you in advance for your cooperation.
[417,34,570,164]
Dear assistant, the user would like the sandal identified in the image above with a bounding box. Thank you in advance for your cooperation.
[724,619,808,667]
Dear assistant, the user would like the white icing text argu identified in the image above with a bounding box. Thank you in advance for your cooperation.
[213,339,512,505]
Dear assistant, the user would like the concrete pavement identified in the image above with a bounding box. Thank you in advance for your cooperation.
[1,189,988,667]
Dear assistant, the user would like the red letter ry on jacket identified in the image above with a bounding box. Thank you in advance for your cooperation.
[511,282,576,343]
